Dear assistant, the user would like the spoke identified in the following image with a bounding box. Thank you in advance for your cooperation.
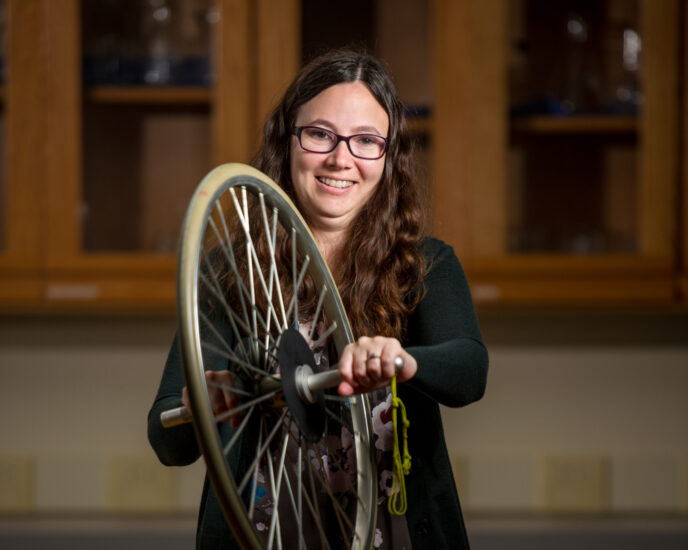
[308,284,329,342]
[208,205,252,346]
[198,305,249,360]
[258,199,280,369]
[259,194,288,329]
[285,255,311,325]
[322,404,355,434]
[238,408,288,495]
[306,441,355,541]
[273,418,307,550]
[199,305,280,376]
[241,187,259,357]
[215,390,278,424]
[267,432,290,550]
[248,419,264,519]
[198,249,252,365]
[274,445,306,550]
[198,265,253,340]
[312,320,338,348]
[229,188,286,338]
[286,452,333,550]
[292,227,298,327]
[297,445,305,550]
[222,406,256,457]
[204,230,278,359]
[323,394,353,403]
[207,378,253,398]
[200,337,269,379]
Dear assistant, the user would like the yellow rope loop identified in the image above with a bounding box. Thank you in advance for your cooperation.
[388,375,411,516]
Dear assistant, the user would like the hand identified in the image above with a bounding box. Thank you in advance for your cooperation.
[337,336,417,396]
[182,370,242,429]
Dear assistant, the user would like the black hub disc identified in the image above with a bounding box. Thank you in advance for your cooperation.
[278,327,326,443]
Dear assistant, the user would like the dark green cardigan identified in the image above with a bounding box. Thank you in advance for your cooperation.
[148,237,488,549]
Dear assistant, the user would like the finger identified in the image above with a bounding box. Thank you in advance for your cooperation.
[352,347,371,386]
[365,352,383,382]
[337,345,356,386]
[338,380,356,397]
[181,387,191,411]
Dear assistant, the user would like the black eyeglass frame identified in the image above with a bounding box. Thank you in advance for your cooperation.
[292,126,389,160]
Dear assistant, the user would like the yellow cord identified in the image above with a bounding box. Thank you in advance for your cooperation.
[388,375,411,516]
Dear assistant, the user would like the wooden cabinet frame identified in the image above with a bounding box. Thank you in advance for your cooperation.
[0,1,44,305]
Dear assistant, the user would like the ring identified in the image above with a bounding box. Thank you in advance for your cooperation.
[366,353,380,361]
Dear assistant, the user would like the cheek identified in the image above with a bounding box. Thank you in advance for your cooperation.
[363,160,385,188]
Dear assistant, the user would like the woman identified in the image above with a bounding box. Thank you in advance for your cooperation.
[148,49,488,549]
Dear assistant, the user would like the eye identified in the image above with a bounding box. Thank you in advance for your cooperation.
[304,127,334,142]
[353,134,383,148]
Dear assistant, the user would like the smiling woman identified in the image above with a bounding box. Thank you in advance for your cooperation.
[148,48,488,550]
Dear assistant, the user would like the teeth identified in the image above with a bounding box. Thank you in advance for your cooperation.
[319,177,354,189]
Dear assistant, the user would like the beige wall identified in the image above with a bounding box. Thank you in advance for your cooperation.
[1,313,687,517]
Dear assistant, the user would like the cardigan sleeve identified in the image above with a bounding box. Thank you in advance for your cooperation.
[148,296,237,466]
[404,238,488,408]
[147,331,203,466]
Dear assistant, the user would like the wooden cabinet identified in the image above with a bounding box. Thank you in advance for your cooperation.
[0,0,685,312]
[433,0,683,306]
[0,0,298,312]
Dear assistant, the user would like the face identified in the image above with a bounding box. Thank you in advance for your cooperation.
[290,81,389,238]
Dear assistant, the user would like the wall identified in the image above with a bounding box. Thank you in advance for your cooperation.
[1,312,687,546]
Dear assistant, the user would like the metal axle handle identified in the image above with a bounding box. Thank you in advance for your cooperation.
[306,356,404,393]
[160,356,404,427]
[160,405,192,428]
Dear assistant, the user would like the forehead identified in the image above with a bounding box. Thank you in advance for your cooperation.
[296,82,389,134]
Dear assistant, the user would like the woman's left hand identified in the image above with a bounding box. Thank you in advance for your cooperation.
[337,336,417,396]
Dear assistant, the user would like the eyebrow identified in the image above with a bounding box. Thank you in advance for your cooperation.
[302,118,386,136]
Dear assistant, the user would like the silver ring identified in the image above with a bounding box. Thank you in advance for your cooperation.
[366,353,380,361]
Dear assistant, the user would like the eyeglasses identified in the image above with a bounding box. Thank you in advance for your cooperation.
[292,126,388,160]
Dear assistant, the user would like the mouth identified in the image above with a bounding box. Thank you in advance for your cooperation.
[317,176,355,189]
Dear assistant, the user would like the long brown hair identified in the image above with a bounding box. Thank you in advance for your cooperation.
[252,49,428,339]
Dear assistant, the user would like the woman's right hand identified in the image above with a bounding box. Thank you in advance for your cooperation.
[182,370,242,428]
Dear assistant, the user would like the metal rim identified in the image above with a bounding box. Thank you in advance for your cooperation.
[177,163,377,550]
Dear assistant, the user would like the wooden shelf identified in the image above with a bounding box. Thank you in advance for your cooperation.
[511,116,637,135]
[466,255,675,306]
[84,86,212,105]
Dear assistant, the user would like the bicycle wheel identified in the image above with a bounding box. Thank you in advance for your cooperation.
[177,163,377,550]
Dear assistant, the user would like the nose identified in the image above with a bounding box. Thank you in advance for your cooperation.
[326,139,353,166]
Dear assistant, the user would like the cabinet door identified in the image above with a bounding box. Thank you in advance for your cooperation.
[39,0,208,309]
[0,0,43,308]
[38,0,263,311]
[433,0,680,306]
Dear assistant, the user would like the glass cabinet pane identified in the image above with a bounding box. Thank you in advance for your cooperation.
[301,0,431,112]
[507,0,640,254]
[300,0,432,179]
[80,0,216,253]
